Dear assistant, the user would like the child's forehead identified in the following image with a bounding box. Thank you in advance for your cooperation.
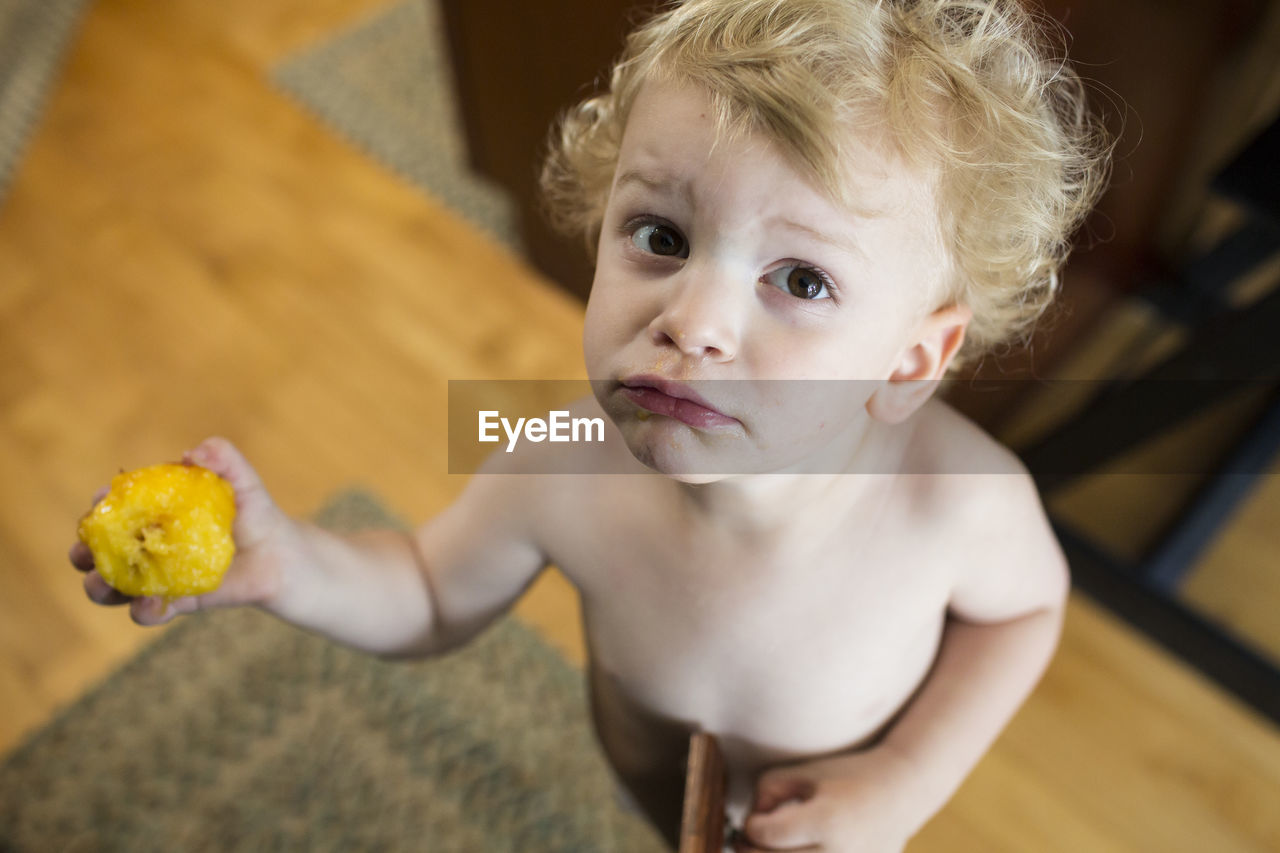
[617,77,936,222]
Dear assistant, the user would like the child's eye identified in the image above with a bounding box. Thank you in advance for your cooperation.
[630,221,689,258]
[763,265,833,300]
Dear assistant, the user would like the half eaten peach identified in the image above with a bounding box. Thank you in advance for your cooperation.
[78,463,236,597]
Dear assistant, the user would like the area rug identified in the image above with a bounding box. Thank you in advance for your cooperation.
[0,491,668,852]
[271,0,523,253]
[0,0,90,204]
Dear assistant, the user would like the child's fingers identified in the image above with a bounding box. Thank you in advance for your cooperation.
[129,595,183,626]
[83,570,134,606]
[185,437,264,498]
[128,585,253,626]
[69,541,95,572]
[731,835,818,853]
[184,436,283,549]
[732,835,820,853]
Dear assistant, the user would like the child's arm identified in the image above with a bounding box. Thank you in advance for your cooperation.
[74,437,547,659]
[879,593,1065,826]
[878,472,1069,825]
[737,473,1068,853]
[262,465,547,658]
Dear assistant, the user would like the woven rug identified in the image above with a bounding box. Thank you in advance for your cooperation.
[0,0,90,204]
[0,491,668,852]
[272,0,523,253]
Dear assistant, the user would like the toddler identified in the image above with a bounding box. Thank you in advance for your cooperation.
[72,1,1109,849]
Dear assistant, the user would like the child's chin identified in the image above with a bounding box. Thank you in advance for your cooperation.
[618,424,747,482]
[633,459,731,484]
[656,468,730,485]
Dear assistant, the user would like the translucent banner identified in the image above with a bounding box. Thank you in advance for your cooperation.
[447,378,1280,477]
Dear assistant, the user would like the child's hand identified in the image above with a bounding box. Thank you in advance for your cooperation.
[69,437,299,626]
[733,745,926,853]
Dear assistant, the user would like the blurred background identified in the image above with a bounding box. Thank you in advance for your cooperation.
[1,0,1278,850]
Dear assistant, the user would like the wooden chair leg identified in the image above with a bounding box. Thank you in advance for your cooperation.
[679,732,728,853]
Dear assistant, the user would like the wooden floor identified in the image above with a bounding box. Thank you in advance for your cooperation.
[1,1,1277,850]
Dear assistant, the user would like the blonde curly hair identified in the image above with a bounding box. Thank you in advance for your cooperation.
[541,0,1112,373]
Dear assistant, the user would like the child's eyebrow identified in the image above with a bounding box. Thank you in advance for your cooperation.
[616,168,865,259]
[770,216,865,260]
[614,168,695,205]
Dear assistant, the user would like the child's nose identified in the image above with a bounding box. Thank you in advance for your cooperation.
[647,264,743,362]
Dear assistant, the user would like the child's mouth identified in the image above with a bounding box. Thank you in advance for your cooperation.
[618,376,738,429]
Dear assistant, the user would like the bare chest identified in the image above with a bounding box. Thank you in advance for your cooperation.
[595,542,944,735]
[548,487,954,796]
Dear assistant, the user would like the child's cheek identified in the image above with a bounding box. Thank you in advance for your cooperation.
[583,269,655,372]
[581,312,619,381]
[582,282,618,376]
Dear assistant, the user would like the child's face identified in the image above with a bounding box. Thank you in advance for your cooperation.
[584,79,959,478]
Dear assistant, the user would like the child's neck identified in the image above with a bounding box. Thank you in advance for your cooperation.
[673,414,907,534]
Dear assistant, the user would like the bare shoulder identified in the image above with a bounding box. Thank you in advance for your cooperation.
[897,396,1031,520]
[907,398,1069,621]
[906,395,1027,477]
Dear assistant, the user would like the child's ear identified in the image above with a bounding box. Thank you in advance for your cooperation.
[866,303,971,424]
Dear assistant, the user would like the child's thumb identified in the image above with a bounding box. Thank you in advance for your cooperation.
[184,436,284,547]
[751,768,816,814]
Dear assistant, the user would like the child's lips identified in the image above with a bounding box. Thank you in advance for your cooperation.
[618,376,738,429]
